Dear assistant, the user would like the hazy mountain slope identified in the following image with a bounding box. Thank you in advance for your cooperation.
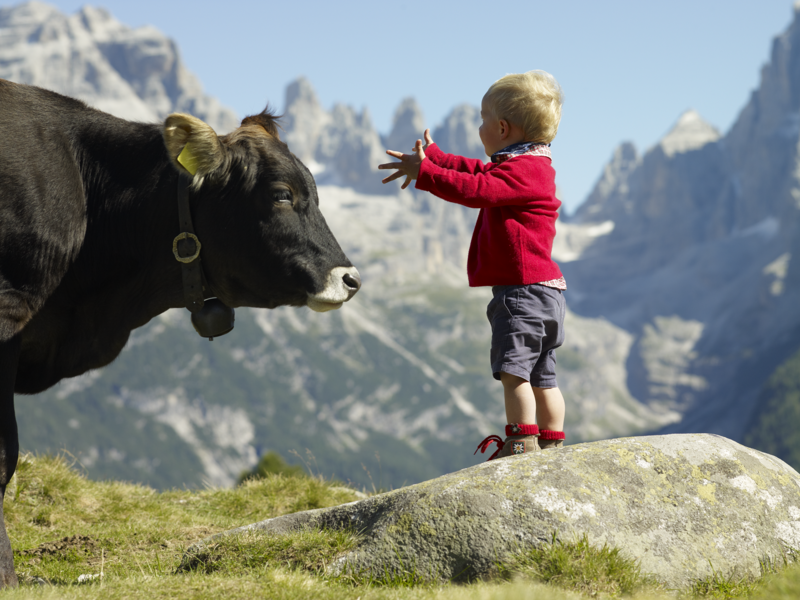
[743,347,800,468]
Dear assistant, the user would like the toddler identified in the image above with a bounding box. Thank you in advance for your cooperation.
[379,71,567,459]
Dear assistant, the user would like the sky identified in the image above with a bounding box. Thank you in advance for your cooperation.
[15,0,798,213]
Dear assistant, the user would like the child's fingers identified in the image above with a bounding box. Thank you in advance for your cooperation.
[381,171,405,184]
[385,149,404,158]
[382,171,405,183]
[401,175,411,189]
[378,161,402,170]
[424,129,433,145]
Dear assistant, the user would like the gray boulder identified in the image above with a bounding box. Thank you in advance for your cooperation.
[186,434,800,587]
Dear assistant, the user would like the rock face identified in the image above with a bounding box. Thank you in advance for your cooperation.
[0,2,238,131]
[189,435,800,587]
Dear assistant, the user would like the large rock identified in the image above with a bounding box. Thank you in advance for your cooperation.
[186,435,800,587]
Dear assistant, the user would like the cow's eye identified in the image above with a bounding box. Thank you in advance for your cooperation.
[273,189,293,205]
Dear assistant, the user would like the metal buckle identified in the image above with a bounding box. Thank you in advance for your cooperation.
[172,232,202,264]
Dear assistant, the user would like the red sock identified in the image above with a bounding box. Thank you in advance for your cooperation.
[539,429,565,440]
[505,424,539,436]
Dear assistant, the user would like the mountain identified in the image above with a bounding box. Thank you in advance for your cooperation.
[0,1,238,131]
[564,3,800,447]
[5,1,800,488]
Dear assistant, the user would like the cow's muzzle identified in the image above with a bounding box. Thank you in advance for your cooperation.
[307,266,361,312]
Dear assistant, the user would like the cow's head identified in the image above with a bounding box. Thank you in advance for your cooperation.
[162,108,359,312]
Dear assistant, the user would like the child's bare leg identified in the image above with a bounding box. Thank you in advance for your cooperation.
[500,372,536,423]
[493,372,540,456]
[533,386,565,431]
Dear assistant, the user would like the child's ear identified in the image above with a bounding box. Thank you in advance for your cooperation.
[498,119,510,139]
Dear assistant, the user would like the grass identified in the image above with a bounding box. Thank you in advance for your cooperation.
[3,452,360,595]
[501,533,653,597]
[1,453,799,599]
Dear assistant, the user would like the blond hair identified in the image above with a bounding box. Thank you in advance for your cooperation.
[484,71,563,144]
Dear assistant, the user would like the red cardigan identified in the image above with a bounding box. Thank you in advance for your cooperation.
[415,143,563,287]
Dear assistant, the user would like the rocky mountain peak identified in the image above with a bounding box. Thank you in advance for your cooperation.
[0,1,57,29]
[384,97,426,154]
[658,110,720,157]
[74,5,124,39]
[281,78,387,192]
[432,103,485,159]
[284,76,320,109]
[282,76,330,163]
[573,141,639,222]
[0,1,238,131]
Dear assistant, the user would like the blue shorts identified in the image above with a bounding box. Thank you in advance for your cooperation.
[487,284,566,387]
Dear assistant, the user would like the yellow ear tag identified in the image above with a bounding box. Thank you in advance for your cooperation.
[177,143,199,176]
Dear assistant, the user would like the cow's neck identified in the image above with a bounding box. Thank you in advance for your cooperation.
[76,119,189,318]
[17,117,195,392]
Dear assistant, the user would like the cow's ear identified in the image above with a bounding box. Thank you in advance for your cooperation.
[163,114,225,177]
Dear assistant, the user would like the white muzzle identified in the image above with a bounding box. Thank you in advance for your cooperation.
[307,266,361,312]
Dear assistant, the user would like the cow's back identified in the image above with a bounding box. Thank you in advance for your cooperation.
[0,80,88,342]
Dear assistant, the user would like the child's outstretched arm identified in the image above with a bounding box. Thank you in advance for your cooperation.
[379,134,429,189]
[419,129,493,175]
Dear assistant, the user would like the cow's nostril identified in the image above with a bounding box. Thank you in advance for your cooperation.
[343,272,361,291]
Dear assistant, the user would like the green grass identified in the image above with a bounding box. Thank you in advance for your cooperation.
[237,450,307,484]
[2,454,800,599]
[501,533,654,597]
[4,452,360,594]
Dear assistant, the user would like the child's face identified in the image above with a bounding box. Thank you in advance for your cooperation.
[479,98,505,157]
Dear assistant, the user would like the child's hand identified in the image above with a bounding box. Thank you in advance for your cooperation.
[379,138,426,190]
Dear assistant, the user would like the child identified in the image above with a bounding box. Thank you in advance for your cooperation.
[379,71,567,460]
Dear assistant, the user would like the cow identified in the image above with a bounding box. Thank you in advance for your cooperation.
[0,79,361,587]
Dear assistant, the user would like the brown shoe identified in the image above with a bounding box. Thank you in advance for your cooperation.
[494,434,541,458]
[539,429,565,449]
[475,424,540,461]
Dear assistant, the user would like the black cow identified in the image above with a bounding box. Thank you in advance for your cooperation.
[0,79,361,586]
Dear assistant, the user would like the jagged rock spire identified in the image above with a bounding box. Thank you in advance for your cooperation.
[659,110,720,157]
[282,77,330,163]
[433,104,485,160]
[384,97,426,154]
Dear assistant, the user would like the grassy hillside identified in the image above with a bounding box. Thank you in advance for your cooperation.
[1,454,798,599]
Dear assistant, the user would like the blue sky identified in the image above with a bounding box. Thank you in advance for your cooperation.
[19,0,797,213]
